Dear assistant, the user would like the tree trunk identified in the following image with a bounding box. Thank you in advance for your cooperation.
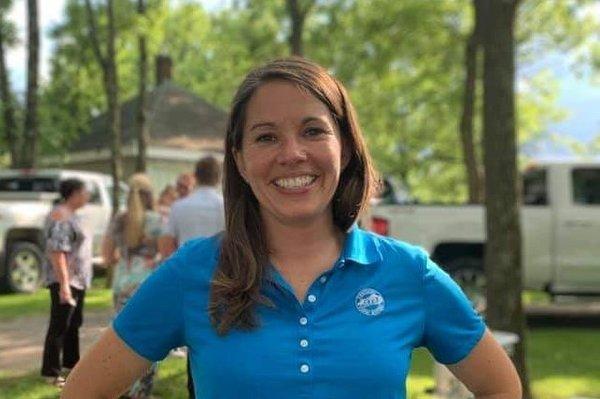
[135,0,148,173]
[480,1,531,398]
[460,0,484,204]
[286,0,312,57]
[0,22,19,167]
[21,0,40,168]
[106,0,122,216]
[84,0,122,217]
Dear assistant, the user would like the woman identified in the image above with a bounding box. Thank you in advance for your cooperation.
[157,183,177,222]
[101,173,163,398]
[63,58,521,398]
[41,178,91,387]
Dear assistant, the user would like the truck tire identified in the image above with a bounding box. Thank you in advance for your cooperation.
[3,242,45,293]
[445,256,486,312]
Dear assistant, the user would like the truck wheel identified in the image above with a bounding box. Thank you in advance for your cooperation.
[4,242,45,293]
[446,257,486,312]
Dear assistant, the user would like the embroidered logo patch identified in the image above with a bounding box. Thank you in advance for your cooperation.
[355,288,385,316]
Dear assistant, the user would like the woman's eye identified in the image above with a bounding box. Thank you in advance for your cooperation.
[305,127,325,137]
[255,134,276,143]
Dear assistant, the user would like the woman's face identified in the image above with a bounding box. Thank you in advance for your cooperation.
[71,187,90,209]
[235,80,348,227]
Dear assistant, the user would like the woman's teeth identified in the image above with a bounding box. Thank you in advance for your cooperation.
[274,175,316,189]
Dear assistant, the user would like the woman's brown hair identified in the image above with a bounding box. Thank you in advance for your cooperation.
[209,57,379,335]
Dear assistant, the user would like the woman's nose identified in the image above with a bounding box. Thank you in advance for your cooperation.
[276,137,307,165]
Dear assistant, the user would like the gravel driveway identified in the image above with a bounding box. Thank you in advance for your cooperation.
[0,309,112,377]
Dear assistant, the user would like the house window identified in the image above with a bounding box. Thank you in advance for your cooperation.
[572,168,600,205]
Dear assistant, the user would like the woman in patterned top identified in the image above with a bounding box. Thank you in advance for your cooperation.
[101,173,163,399]
[41,178,91,387]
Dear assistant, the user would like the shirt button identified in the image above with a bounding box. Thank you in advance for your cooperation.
[299,317,308,326]
[307,294,317,303]
[300,339,309,348]
[300,364,310,373]
[319,276,327,283]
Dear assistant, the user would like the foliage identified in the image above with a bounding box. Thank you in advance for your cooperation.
[8,0,597,201]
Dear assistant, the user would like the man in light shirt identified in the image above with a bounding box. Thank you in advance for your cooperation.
[160,156,224,256]
[159,156,224,399]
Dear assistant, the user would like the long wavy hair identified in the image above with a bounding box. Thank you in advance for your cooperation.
[209,57,379,335]
[124,173,154,249]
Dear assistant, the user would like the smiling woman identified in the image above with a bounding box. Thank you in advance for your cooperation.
[62,58,521,399]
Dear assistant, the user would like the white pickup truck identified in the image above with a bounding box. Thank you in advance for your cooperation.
[371,160,600,299]
[0,169,125,293]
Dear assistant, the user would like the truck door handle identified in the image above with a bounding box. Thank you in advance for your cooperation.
[564,220,593,228]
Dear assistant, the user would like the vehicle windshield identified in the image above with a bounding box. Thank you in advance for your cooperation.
[0,177,59,192]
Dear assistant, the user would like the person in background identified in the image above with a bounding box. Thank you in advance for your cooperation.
[41,178,91,388]
[158,156,225,398]
[175,172,196,199]
[157,184,178,222]
[63,58,521,399]
[101,173,163,399]
[159,156,224,257]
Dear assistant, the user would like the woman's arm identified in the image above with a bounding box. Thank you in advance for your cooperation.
[101,234,119,267]
[48,209,74,304]
[61,326,151,399]
[447,329,522,399]
[49,251,72,304]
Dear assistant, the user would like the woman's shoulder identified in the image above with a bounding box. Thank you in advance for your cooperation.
[49,205,71,222]
[358,228,428,275]
[166,233,223,278]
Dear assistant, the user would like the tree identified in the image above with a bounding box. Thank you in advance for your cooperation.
[459,0,484,204]
[20,0,39,168]
[480,1,531,397]
[286,0,315,56]
[84,0,122,215]
[0,0,19,167]
[135,0,148,172]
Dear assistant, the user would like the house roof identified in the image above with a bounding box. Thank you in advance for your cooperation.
[69,81,228,152]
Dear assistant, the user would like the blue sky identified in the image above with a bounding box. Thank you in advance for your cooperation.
[5,0,599,158]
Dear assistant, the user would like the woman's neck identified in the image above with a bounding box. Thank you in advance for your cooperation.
[62,201,78,213]
[264,212,344,262]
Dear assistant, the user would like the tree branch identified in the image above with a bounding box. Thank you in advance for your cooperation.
[84,0,107,71]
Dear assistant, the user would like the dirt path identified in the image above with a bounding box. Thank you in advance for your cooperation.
[0,309,112,377]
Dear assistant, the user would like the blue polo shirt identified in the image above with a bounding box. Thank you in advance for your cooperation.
[114,227,485,398]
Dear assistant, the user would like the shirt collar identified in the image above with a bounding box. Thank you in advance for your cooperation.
[338,224,382,267]
[191,186,218,195]
[264,225,382,285]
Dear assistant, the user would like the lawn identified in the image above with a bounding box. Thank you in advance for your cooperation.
[0,329,598,398]
[0,278,112,320]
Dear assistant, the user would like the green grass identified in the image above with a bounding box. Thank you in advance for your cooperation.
[523,290,551,305]
[1,329,598,399]
[0,277,112,320]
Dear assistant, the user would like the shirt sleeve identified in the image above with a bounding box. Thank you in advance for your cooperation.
[421,254,486,364]
[163,207,177,238]
[144,212,163,239]
[46,220,75,252]
[112,250,185,361]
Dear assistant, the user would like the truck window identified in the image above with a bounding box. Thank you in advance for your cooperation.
[572,168,600,205]
[522,168,548,205]
[85,181,102,205]
[0,177,59,192]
